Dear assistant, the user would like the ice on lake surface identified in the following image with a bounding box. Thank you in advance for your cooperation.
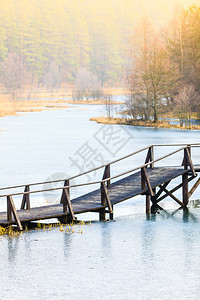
[0,101,200,299]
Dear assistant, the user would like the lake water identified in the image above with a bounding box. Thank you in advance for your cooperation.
[0,103,200,299]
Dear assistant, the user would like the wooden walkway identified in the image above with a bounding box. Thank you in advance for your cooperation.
[0,144,200,230]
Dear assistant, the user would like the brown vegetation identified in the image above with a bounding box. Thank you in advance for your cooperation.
[90,117,200,130]
[0,94,69,119]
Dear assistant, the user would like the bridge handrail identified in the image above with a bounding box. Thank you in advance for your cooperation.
[153,143,200,147]
[0,145,151,191]
[1,143,200,192]
[0,145,190,198]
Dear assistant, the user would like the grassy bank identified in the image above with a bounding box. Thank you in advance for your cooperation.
[0,86,125,121]
[0,95,16,118]
[0,94,70,119]
[90,117,200,130]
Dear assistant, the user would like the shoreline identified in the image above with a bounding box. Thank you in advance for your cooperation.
[0,88,125,120]
[90,117,200,131]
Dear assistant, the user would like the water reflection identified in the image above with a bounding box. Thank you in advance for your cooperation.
[150,204,199,223]
[63,231,72,260]
[190,199,200,208]
[100,221,112,257]
[8,237,20,262]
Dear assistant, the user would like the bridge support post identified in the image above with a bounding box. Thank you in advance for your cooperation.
[151,188,156,205]
[100,165,111,221]
[60,180,76,223]
[99,210,105,221]
[182,174,189,206]
[146,193,150,214]
[100,182,106,221]
[7,196,23,231]
[110,205,114,220]
[182,148,189,206]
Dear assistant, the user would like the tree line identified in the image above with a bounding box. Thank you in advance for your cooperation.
[0,0,141,97]
[126,5,200,126]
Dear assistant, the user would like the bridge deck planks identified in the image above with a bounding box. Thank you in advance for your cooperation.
[0,167,189,225]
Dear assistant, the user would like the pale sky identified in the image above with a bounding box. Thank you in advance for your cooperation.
[138,0,200,25]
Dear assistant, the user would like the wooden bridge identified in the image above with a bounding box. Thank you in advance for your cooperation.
[0,143,200,230]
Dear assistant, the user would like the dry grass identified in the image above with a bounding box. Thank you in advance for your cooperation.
[0,220,91,238]
[90,117,200,131]
[0,86,125,121]
[103,87,128,95]
[15,99,69,112]
[0,95,69,121]
[64,98,122,105]
[0,94,16,118]
[17,86,127,100]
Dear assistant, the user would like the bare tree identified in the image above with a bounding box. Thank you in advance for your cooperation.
[104,90,113,119]
[125,94,152,120]
[127,19,173,122]
[175,84,200,127]
[0,53,24,101]
[74,68,103,101]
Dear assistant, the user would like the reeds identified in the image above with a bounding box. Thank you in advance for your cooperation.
[0,220,92,238]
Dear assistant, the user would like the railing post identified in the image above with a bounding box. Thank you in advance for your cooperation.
[62,179,70,213]
[182,148,189,206]
[100,164,111,221]
[141,167,154,214]
[107,164,111,188]
[100,182,106,221]
[187,144,191,156]
[145,146,154,168]
[7,196,12,221]
[21,185,30,210]
[102,164,111,187]
[61,179,76,222]
[150,146,154,168]
[60,180,69,204]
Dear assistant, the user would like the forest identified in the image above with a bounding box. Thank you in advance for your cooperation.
[0,0,200,128]
[0,0,197,92]
[0,0,140,92]
[126,4,200,126]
